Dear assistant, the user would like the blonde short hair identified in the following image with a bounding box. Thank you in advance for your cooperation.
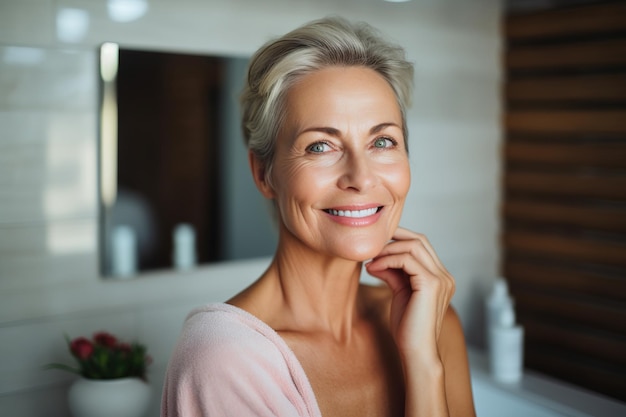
[241,16,414,182]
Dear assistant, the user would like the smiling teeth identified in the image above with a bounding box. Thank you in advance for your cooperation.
[328,207,378,218]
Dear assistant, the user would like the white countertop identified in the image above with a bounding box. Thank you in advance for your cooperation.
[468,348,626,417]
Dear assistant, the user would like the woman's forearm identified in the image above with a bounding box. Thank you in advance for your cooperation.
[403,353,450,417]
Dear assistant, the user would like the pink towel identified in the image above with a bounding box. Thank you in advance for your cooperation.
[161,303,322,417]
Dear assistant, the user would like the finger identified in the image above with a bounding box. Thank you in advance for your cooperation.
[367,251,428,279]
[391,228,448,273]
[373,239,440,274]
[367,254,450,300]
[370,245,454,291]
[365,264,407,294]
[414,235,449,274]
[370,250,456,312]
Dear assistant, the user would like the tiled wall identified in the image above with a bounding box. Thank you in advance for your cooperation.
[0,1,502,416]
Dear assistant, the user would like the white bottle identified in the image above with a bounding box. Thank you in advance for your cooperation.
[490,302,524,383]
[485,278,513,351]
[111,225,137,278]
[173,223,196,270]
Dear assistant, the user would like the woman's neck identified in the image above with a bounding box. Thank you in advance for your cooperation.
[237,234,366,343]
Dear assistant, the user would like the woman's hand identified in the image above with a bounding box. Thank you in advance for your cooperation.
[365,227,455,361]
[366,228,456,415]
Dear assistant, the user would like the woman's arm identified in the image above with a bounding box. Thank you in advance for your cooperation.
[402,308,475,417]
[365,228,475,417]
[439,307,476,417]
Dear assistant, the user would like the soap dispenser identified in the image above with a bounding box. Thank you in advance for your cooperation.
[485,278,513,351]
[490,301,524,383]
[173,223,197,270]
[111,225,137,278]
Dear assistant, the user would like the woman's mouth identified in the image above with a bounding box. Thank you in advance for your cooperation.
[323,206,383,218]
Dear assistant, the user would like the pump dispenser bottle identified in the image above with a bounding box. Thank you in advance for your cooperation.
[173,223,196,270]
[485,278,513,350]
[111,225,137,278]
[490,301,524,383]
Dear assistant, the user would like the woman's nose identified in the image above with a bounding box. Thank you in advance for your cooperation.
[337,152,379,192]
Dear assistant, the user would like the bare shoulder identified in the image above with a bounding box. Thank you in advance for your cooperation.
[439,306,466,355]
[439,306,477,417]
[225,277,271,320]
[442,305,462,332]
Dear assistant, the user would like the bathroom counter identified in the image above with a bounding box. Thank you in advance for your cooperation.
[468,348,626,417]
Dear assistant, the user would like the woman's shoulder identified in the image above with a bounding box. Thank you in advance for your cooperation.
[179,303,282,353]
[168,303,302,381]
[163,303,322,416]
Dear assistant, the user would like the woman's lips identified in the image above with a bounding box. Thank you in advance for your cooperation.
[322,206,383,226]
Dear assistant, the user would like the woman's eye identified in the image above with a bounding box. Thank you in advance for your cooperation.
[307,142,330,153]
[373,137,395,149]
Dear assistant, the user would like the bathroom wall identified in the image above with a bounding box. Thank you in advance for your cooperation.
[0,0,502,415]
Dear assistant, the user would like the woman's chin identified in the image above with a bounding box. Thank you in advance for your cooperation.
[331,241,387,263]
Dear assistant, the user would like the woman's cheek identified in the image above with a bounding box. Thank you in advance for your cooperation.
[379,158,411,192]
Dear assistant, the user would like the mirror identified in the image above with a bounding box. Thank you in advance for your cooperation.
[98,44,277,277]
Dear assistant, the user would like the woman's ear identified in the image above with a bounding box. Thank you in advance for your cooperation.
[248,151,275,199]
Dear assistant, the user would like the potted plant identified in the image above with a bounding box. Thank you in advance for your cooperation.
[48,331,152,417]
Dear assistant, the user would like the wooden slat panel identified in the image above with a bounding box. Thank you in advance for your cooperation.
[525,348,626,402]
[507,39,626,70]
[507,110,626,134]
[505,230,626,267]
[507,3,626,40]
[504,200,626,232]
[523,320,626,365]
[504,1,626,403]
[505,142,626,168]
[510,287,626,333]
[505,171,626,200]
[507,74,626,102]
[505,259,626,301]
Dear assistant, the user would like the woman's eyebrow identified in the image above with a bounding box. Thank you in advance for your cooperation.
[299,126,341,137]
[370,122,401,134]
[299,122,401,137]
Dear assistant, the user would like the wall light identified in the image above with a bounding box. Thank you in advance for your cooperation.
[100,43,120,209]
[107,0,148,23]
[56,8,90,43]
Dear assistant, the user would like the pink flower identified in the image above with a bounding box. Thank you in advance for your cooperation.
[49,331,151,380]
[93,331,117,347]
[70,337,94,360]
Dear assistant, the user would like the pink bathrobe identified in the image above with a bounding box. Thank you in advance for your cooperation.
[161,303,322,417]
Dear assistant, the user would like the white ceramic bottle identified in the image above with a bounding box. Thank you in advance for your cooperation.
[111,225,137,278]
[173,223,196,270]
[485,278,513,351]
[490,301,524,383]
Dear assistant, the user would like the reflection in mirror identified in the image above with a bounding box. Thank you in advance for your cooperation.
[98,45,277,277]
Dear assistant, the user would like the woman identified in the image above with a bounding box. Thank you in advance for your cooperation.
[162,16,475,417]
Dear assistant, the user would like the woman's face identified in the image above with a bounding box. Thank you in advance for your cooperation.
[264,66,411,261]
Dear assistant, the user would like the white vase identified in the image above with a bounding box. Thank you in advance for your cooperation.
[68,377,151,417]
